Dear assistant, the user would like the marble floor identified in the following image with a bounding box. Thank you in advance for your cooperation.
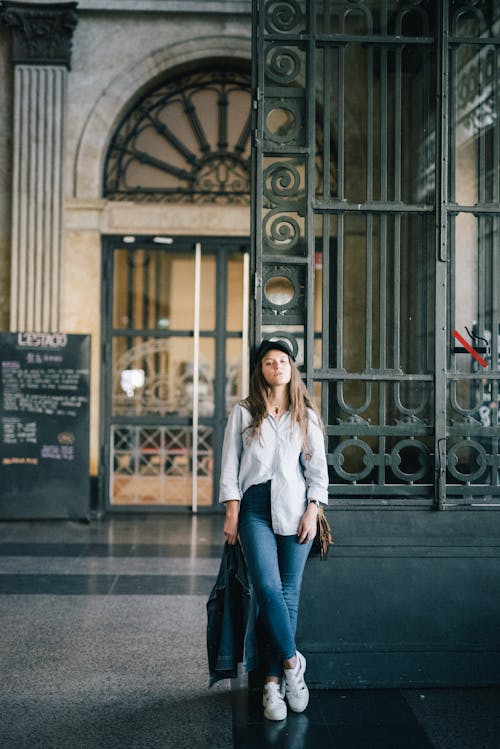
[0,514,499,749]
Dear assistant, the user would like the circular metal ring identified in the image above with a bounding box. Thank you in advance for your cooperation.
[390,439,429,482]
[265,104,300,143]
[264,275,296,307]
[332,438,374,481]
[447,439,489,482]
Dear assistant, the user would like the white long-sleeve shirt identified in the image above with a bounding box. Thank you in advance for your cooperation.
[219,402,329,535]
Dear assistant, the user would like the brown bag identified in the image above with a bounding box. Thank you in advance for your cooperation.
[313,505,333,560]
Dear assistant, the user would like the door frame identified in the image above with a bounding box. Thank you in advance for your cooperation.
[99,234,249,514]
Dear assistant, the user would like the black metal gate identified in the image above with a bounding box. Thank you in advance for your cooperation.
[252,0,500,508]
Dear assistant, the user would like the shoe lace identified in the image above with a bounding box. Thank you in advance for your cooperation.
[266,682,282,703]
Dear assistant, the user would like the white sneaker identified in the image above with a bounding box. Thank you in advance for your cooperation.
[262,681,287,721]
[284,651,309,712]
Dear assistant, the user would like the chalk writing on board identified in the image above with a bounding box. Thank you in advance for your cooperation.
[2,457,39,465]
[41,445,75,461]
[17,332,68,348]
[2,367,84,393]
[2,417,37,445]
[3,393,87,416]
[0,332,90,519]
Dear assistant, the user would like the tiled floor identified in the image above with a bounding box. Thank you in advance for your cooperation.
[232,685,436,749]
[0,514,499,749]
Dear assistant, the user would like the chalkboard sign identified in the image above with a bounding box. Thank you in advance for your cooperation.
[0,333,90,519]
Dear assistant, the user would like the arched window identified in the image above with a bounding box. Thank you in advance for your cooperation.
[103,65,251,204]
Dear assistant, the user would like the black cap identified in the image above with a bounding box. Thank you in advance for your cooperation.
[253,339,295,368]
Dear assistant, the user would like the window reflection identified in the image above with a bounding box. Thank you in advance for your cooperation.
[112,338,215,417]
[120,368,145,398]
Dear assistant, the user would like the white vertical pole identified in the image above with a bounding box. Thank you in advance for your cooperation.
[192,242,201,513]
[241,252,250,398]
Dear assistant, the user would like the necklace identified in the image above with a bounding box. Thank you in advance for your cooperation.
[269,402,287,418]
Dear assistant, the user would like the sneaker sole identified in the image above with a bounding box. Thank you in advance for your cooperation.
[264,706,287,721]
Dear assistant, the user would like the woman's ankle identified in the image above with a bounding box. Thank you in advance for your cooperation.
[265,676,281,684]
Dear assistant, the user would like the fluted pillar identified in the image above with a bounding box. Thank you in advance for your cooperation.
[1,1,78,332]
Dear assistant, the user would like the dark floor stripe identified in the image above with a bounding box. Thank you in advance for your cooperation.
[0,573,215,595]
[0,542,223,558]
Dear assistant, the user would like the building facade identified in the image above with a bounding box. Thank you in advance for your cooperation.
[1,0,500,687]
[1,0,253,511]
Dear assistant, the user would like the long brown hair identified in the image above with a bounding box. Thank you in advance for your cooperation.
[241,354,322,449]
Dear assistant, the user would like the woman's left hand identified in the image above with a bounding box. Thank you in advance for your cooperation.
[297,503,318,544]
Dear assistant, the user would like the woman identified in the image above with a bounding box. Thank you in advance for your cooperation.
[219,339,329,721]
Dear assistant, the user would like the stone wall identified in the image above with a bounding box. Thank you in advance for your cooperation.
[1,2,251,481]
[62,7,251,476]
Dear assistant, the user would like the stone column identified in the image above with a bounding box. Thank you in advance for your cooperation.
[1,1,77,332]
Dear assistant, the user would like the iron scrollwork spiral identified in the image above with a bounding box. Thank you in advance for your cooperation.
[264,0,303,34]
[263,161,302,205]
[263,208,301,252]
[265,44,302,85]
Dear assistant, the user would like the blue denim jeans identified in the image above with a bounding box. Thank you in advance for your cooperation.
[238,481,312,677]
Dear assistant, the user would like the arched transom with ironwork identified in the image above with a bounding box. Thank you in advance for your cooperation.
[103,67,251,203]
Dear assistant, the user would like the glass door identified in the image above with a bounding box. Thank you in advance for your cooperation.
[102,236,249,509]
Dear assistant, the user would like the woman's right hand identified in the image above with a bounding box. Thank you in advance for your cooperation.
[223,500,239,545]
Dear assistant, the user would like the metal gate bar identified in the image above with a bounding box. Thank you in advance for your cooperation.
[191,242,201,512]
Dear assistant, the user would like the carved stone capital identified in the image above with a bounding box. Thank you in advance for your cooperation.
[1,1,78,69]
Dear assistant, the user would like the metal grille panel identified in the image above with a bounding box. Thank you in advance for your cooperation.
[111,425,213,505]
[252,0,500,506]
